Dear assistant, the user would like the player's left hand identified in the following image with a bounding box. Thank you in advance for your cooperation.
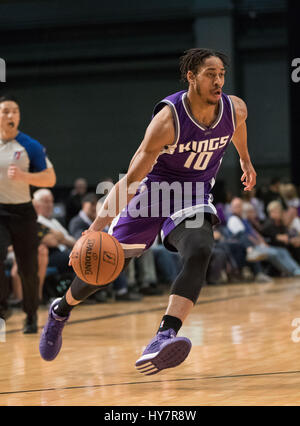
[7,164,25,181]
[240,159,257,191]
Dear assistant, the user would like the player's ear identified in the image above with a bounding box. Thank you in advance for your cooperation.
[187,70,196,85]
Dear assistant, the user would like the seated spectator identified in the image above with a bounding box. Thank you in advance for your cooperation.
[262,201,300,265]
[280,183,300,209]
[244,202,300,277]
[151,236,181,288]
[33,189,76,275]
[207,227,246,284]
[260,177,288,214]
[133,250,162,295]
[69,193,98,240]
[214,189,234,226]
[65,177,88,226]
[286,206,300,236]
[242,188,266,223]
[228,198,266,261]
[227,197,272,283]
[206,232,229,285]
[280,183,300,234]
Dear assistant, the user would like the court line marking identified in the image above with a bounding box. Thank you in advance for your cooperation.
[1,369,300,396]
[6,281,300,334]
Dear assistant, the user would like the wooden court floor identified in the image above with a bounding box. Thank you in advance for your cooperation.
[1,278,300,406]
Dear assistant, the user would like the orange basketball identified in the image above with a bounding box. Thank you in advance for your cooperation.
[70,231,124,285]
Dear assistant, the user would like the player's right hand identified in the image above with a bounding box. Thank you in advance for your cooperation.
[68,229,98,266]
[81,229,94,237]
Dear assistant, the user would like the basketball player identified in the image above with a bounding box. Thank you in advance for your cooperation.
[0,95,56,333]
[40,48,256,374]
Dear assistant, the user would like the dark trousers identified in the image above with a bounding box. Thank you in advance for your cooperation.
[0,203,39,316]
[48,247,73,274]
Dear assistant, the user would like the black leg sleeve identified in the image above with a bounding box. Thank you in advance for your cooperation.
[69,257,133,301]
[166,215,214,304]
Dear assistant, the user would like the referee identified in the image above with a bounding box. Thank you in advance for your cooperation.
[0,95,56,333]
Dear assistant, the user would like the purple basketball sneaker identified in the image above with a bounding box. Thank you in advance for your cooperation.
[39,298,70,361]
[135,329,192,375]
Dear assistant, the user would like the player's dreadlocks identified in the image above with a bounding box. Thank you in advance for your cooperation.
[179,48,229,82]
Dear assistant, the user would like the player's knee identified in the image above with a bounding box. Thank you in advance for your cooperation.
[171,243,213,305]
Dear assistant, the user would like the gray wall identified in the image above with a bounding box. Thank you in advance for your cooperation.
[0,0,290,195]
[11,70,183,186]
[242,51,290,182]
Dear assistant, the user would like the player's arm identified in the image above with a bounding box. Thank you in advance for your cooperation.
[230,95,256,191]
[90,105,175,232]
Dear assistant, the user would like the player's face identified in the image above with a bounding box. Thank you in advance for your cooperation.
[188,56,226,105]
[0,101,20,136]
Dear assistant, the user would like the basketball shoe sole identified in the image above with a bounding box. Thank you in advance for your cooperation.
[135,329,192,375]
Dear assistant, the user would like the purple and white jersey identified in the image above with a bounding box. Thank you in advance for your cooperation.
[109,90,236,256]
[148,90,235,189]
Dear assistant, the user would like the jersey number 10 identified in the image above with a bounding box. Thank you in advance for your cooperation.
[183,152,213,170]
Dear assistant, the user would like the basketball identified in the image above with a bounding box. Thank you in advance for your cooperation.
[70,231,124,285]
